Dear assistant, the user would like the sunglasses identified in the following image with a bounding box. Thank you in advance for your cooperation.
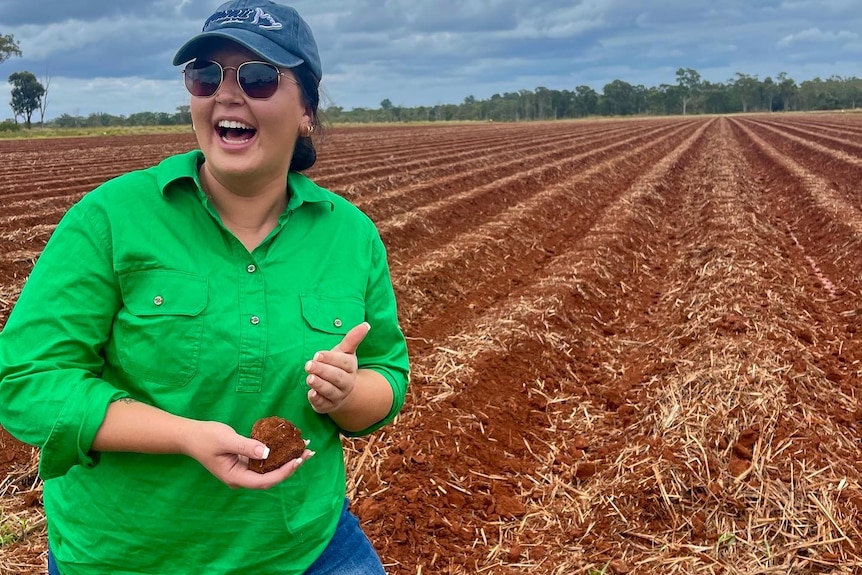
[183,60,294,99]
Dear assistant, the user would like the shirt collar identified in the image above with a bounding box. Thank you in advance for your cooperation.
[286,171,335,212]
[157,150,335,211]
[156,150,204,197]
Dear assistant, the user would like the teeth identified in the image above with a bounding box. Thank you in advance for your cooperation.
[221,135,251,144]
[218,120,253,130]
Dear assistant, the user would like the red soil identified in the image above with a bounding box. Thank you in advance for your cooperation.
[1,116,861,574]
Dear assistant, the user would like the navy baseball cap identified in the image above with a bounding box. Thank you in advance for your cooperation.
[173,0,322,82]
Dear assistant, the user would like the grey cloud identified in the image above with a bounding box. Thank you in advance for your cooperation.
[328,0,518,34]
[0,0,210,25]
[0,1,222,81]
[777,27,859,48]
[2,0,862,119]
[0,0,147,25]
[321,1,612,74]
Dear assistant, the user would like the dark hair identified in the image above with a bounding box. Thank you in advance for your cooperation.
[290,64,322,172]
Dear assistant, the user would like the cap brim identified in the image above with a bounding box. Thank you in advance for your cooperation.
[172,28,305,69]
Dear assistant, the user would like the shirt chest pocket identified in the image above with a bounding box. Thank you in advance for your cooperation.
[300,293,365,358]
[116,270,208,387]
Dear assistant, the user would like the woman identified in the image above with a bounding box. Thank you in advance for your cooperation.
[0,1,409,574]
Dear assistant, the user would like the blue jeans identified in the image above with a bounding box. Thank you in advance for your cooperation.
[48,499,385,574]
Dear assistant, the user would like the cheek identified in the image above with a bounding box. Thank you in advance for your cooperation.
[190,99,210,121]
[261,106,304,137]
[189,103,213,138]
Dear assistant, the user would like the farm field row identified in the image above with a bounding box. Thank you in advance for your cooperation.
[1,115,861,574]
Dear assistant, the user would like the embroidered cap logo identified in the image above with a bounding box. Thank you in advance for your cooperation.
[203,7,283,32]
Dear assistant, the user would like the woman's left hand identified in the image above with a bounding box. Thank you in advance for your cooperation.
[305,322,370,414]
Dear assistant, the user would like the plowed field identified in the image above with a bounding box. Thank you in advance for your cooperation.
[1,115,861,574]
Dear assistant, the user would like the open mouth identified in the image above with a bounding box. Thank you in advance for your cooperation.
[216,119,257,144]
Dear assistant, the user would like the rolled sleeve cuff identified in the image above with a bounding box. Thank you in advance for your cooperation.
[39,381,130,480]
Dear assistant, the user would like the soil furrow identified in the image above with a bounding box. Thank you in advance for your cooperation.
[553,117,862,572]
[376,122,694,255]
[752,117,862,158]
[743,118,862,169]
[391,121,703,344]
[727,119,862,331]
[354,119,712,573]
[730,119,862,234]
[780,117,862,139]
[315,126,632,199]
[312,121,639,169]
[310,123,636,189]
[358,122,684,225]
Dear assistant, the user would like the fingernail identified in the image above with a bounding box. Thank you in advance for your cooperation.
[308,450,316,458]
[305,360,312,371]
[294,457,304,466]
[313,352,321,361]
[256,445,270,459]
[304,439,311,446]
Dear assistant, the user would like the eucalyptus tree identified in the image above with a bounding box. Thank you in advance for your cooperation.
[676,68,702,115]
[0,33,22,64]
[9,71,45,128]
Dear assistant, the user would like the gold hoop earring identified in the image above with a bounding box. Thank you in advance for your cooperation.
[301,124,315,137]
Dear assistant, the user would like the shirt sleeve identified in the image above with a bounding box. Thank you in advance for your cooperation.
[0,201,129,479]
[343,229,410,437]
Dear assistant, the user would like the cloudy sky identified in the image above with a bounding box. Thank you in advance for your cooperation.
[0,0,860,120]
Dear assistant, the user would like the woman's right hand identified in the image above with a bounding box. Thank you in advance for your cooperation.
[183,420,312,489]
[92,400,308,489]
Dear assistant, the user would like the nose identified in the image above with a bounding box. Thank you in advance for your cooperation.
[215,66,244,102]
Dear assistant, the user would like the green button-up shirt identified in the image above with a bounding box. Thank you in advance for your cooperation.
[0,150,409,575]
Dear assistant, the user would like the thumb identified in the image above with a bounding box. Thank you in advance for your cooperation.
[239,438,270,461]
[331,322,370,354]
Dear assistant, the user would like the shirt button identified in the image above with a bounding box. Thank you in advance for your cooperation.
[246,264,256,273]
[250,316,261,325]
[333,318,343,328]
[153,296,164,306]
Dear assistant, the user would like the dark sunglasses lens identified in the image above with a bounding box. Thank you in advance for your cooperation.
[239,63,280,99]
[185,61,221,97]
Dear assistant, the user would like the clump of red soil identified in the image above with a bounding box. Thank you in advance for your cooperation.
[249,416,305,473]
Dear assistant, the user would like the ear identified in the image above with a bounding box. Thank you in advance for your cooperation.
[302,104,314,127]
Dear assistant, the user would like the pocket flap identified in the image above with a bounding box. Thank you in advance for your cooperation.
[300,293,365,335]
[120,270,208,317]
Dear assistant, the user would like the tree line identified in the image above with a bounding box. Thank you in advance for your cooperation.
[334,69,862,123]
[4,33,862,130]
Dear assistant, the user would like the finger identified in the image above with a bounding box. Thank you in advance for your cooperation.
[306,351,357,374]
[308,387,337,413]
[233,436,271,462]
[306,362,352,392]
[238,449,315,489]
[307,376,344,405]
[330,322,370,354]
[268,448,315,478]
